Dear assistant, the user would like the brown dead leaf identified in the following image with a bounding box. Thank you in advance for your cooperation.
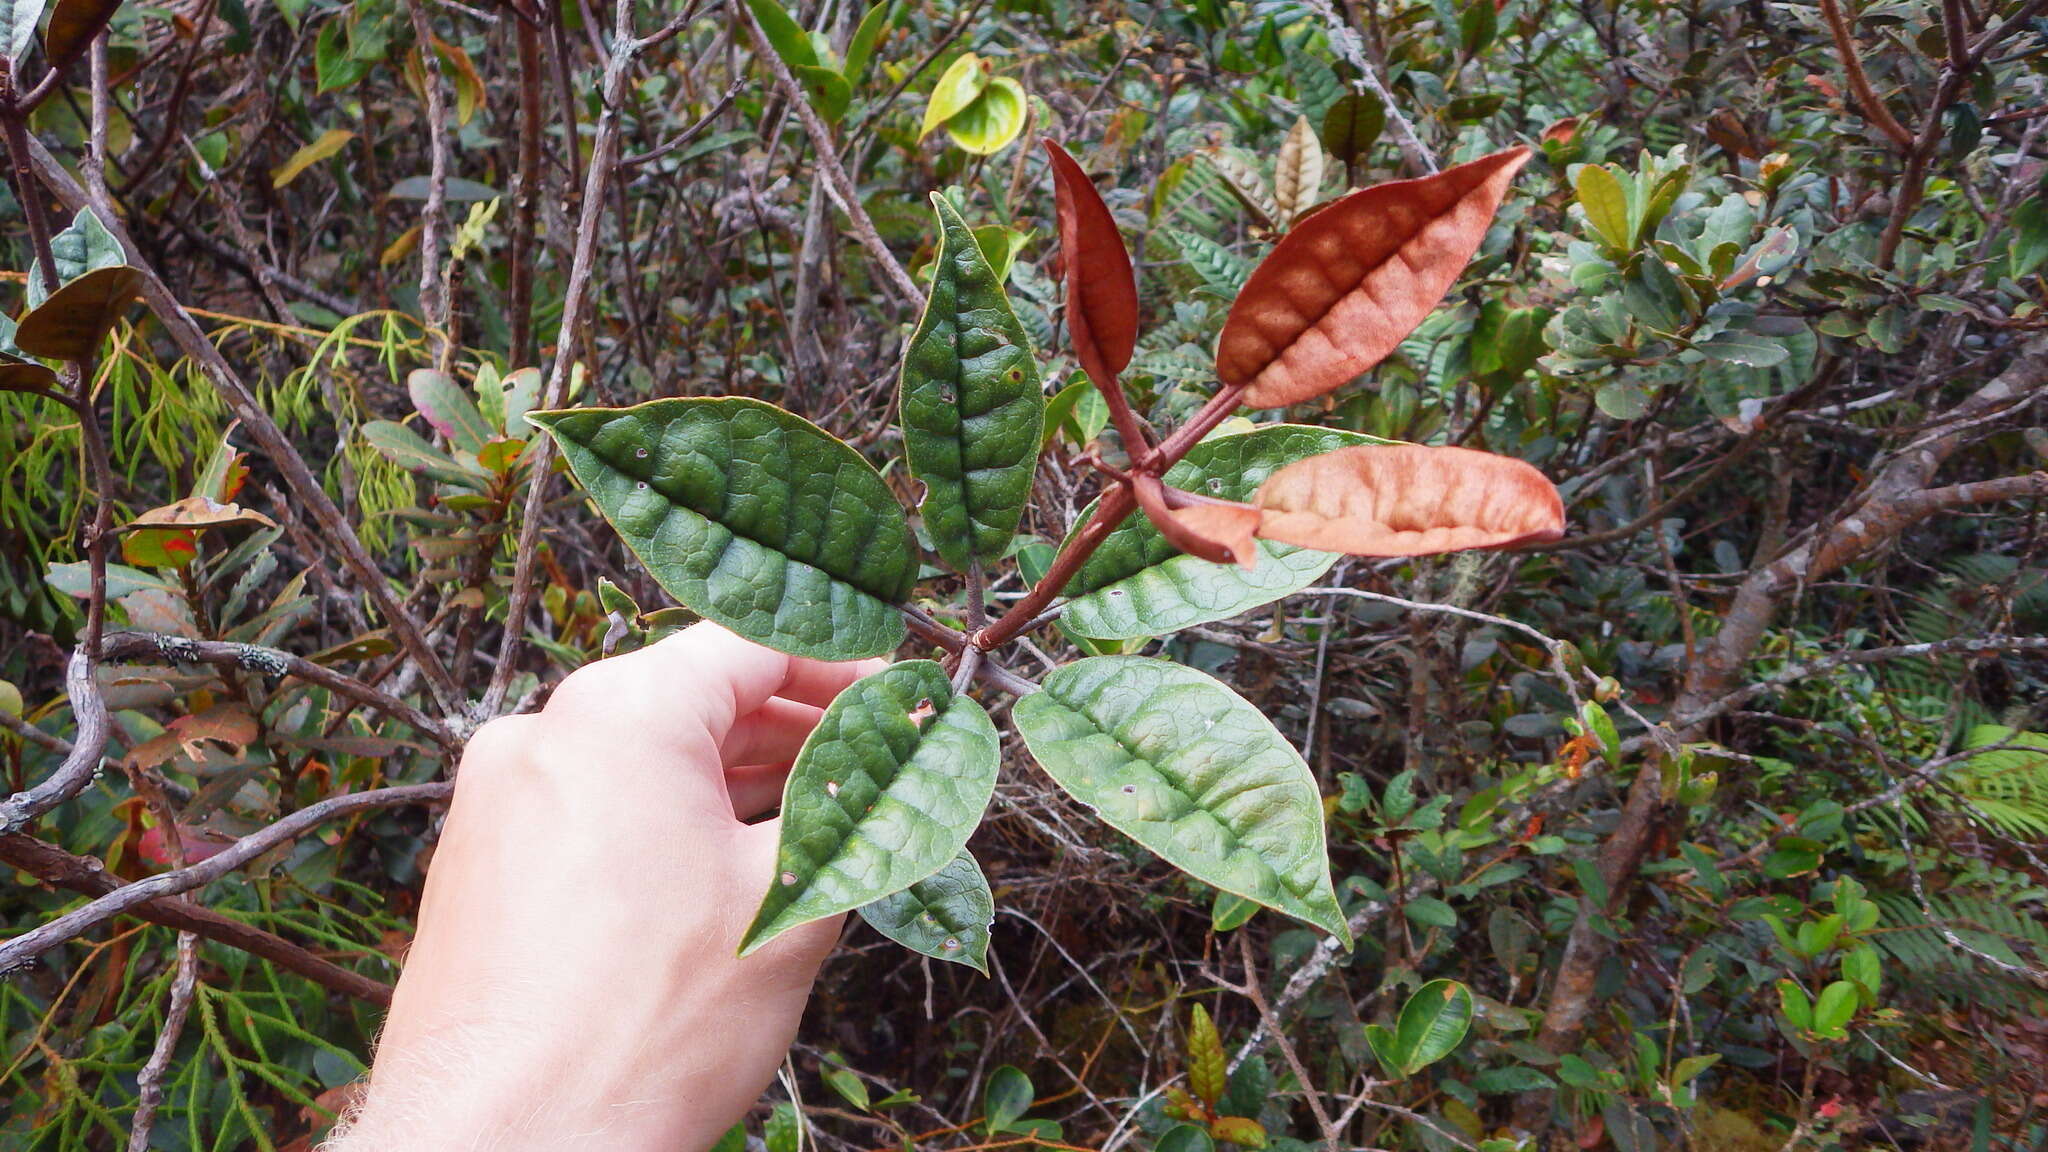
[14,266,144,361]
[1216,147,1531,409]
[1250,444,1564,556]
[123,495,278,534]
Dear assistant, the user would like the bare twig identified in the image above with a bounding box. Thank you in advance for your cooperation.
[124,932,198,1152]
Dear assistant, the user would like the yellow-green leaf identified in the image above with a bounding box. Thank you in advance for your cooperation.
[945,76,1027,156]
[271,128,356,189]
[921,52,990,138]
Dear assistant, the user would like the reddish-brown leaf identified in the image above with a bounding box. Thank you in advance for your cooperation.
[123,495,278,533]
[1131,474,1261,569]
[43,0,128,69]
[1044,140,1138,383]
[14,266,143,361]
[1251,444,1563,556]
[1215,147,1531,409]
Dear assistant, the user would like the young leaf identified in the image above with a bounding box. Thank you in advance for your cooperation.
[1013,656,1351,942]
[408,368,494,453]
[14,266,143,360]
[1208,1116,1268,1149]
[983,1066,1034,1135]
[945,76,1027,155]
[740,661,1000,955]
[843,0,892,83]
[271,128,355,189]
[1130,474,1260,570]
[899,194,1044,572]
[1574,164,1633,253]
[1061,425,1379,639]
[1811,980,1858,1039]
[922,52,990,138]
[1272,115,1324,226]
[42,0,124,68]
[1187,1004,1227,1108]
[530,398,916,661]
[858,848,995,974]
[1370,979,1473,1077]
[1216,147,1530,408]
[1249,444,1564,557]
[1044,141,1138,387]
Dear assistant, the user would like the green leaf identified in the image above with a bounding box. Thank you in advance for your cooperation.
[46,560,179,600]
[1170,229,1252,296]
[984,1065,1034,1135]
[26,207,127,310]
[1811,980,1858,1039]
[2010,198,2047,278]
[1775,980,1812,1032]
[745,0,817,69]
[858,848,995,973]
[1403,897,1457,929]
[360,420,486,487]
[1320,92,1384,169]
[408,368,493,453]
[1696,329,1789,368]
[823,1064,871,1111]
[1158,1125,1218,1152]
[922,52,990,137]
[740,661,999,955]
[1061,426,1377,639]
[899,194,1044,571]
[530,398,916,661]
[1470,1066,1557,1093]
[1,0,48,64]
[1377,979,1473,1076]
[1212,889,1258,932]
[843,0,892,83]
[765,1101,801,1152]
[1575,164,1632,254]
[1187,1004,1226,1107]
[1013,656,1349,941]
[945,76,1027,155]
[795,63,852,123]
[708,1124,747,1152]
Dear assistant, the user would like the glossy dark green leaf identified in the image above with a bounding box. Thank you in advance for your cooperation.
[741,661,999,954]
[1013,656,1349,941]
[531,398,916,661]
[1366,978,1473,1077]
[859,847,994,973]
[899,194,1044,571]
[1061,426,1378,639]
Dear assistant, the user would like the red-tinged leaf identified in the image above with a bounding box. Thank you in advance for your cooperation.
[1044,141,1138,383]
[1541,116,1580,144]
[121,527,199,570]
[1251,444,1563,557]
[1216,147,1531,408]
[138,822,235,868]
[1131,474,1262,570]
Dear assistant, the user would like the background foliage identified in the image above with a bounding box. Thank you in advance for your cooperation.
[3,0,2047,1148]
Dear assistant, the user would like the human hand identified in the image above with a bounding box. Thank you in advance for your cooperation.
[328,624,884,1151]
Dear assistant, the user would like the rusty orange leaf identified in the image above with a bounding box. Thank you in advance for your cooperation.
[1216,147,1531,409]
[1250,444,1563,557]
[1045,141,1138,386]
[123,495,278,533]
[1131,474,1261,570]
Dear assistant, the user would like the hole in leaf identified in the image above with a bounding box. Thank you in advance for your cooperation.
[942,937,961,950]
[907,697,937,726]
[779,871,798,886]
[826,781,840,797]
[634,447,649,458]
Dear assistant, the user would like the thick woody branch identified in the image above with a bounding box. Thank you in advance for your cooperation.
[0,832,395,1004]
[0,783,452,973]
[96,632,465,757]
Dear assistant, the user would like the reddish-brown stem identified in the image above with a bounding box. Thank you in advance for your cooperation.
[1817,0,1916,149]
[974,383,1248,650]
[0,89,62,294]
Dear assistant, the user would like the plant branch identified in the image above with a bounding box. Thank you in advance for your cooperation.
[0,783,453,973]
[1816,0,1915,149]
[0,831,396,1004]
[123,932,198,1152]
[96,632,465,757]
[733,0,925,309]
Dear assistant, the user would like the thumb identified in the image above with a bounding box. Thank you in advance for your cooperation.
[729,818,845,989]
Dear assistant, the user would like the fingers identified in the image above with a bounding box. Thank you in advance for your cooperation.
[724,761,793,822]
[721,697,824,769]
[543,623,884,757]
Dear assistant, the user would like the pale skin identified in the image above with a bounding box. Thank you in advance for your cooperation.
[327,623,886,1151]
